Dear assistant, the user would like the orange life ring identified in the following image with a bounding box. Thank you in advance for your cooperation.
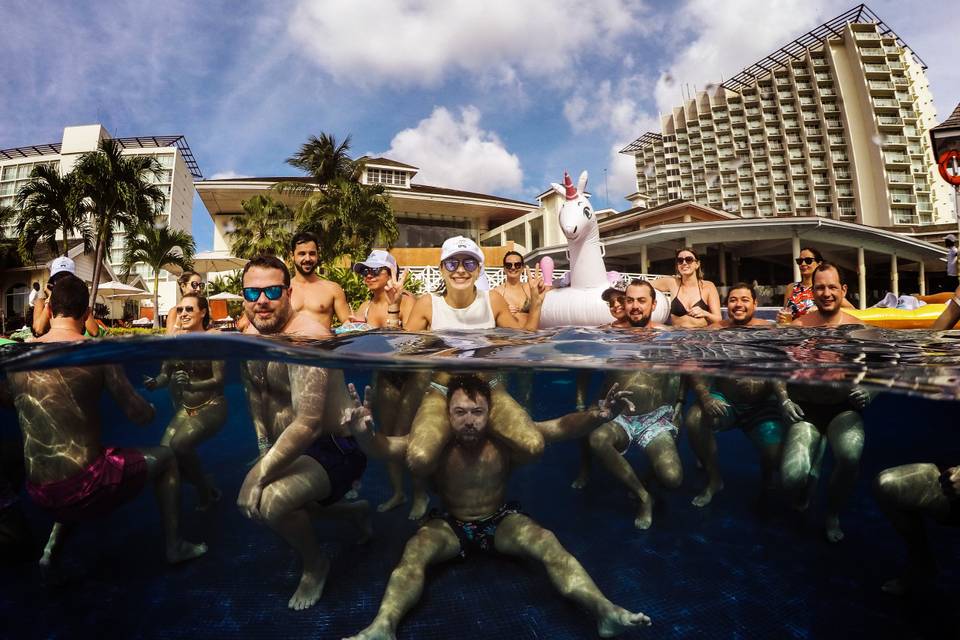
[938,150,960,186]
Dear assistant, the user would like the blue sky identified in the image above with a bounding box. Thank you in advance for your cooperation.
[3,0,957,251]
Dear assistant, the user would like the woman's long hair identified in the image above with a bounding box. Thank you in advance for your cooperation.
[675,246,704,282]
[179,294,210,330]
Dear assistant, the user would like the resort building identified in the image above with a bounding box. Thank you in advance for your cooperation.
[0,124,202,322]
[620,5,953,228]
[197,156,538,267]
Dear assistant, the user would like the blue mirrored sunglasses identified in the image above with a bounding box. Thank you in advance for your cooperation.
[242,285,285,302]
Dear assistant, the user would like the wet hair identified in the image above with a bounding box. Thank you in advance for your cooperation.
[727,282,756,301]
[502,250,524,267]
[675,246,704,281]
[290,231,320,253]
[179,294,211,329]
[33,282,40,291]
[48,270,72,288]
[446,374,492,408]
[49,274,88,320]
[813,261,846,287]
[946,238,956,248]
[625,278,656,299]
[242,254,291,287]
[177,270,201,290]
[798,246,824,263]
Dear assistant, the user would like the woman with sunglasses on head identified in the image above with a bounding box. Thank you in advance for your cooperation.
[350,250,416,330]
[165,271,205,335]
[652,247,721,328]
[777,247,853,324]
[146,293,227,510]
[492,251,533,325]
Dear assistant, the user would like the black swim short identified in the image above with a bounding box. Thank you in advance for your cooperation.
[795,402,854,432]
[304,435,367,507]
[938,464,960,527]
[426,501,524,558]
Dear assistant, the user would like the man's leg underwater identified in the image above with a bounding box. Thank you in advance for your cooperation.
[139,445,207,564]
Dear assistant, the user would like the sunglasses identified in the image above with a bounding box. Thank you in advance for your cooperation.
[242,285,285,302]
[175,305,196,314]
[358,266,390,278]
[608,297,625,308]
[188,281,205,290]
[676,256,697,265]
[795,257,818,266]
[442,258,480,273]
[503,261,524,270]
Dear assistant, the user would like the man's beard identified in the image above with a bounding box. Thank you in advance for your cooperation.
[628,314,651,327]
[247,304,291,334]
[294,261,316,277]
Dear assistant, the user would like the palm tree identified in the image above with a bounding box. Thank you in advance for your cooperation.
[0,205,20,266]
[286,132,356,186]
[120,223,196,328]
[14,165,91,259]
[227,194,293,259]
[296,179,398,265]
[74,138,167,307]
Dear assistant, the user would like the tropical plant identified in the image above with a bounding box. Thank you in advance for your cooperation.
[120,223,196,328]
[0,205,20,266]
[13,165,90,259]
[226,194,293,259]
[206,270,242,295]
[285,132,357,189]
[74,138,167,308]
[320,264,371,310]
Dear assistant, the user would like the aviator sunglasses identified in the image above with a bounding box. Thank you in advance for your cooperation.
[795,257,818,266]
[503,260,524,271]
[442,258,480,273]
[188,281,205,290]
[357,266,391,278]
[676,255,697,265]
[242,285,285,302]
[175,305,196,314]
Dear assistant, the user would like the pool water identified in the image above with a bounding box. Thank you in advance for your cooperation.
[0,330,957,639]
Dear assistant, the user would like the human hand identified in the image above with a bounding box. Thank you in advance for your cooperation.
[781,399,804,423]
[688,306,707,320]
[143,375,158,391]
[598,383,635,420]
[348,313,365,323]
[342,383,374,435]
[385,269,409,307]
[776,308,793,325]
[172,370,190,387]
[702,395,730,419]
[848,387,871,410]
[237,479,264,520]
[525,266,546,306]
[947,467,960,494]
[508,303,520,314]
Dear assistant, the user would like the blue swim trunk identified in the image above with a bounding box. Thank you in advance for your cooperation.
[304,436,367,507]
[706,392,785,448]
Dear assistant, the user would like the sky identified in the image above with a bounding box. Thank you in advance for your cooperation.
[2,0,957,251]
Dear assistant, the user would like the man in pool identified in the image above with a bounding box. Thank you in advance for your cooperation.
[8,274,207,571]
[342,375,651,640]
[685,376,790,507]
[622,279,664,329]
[790,263,864,327]
[710,283,773,328]
[238,255,370,610]
[874,460,960,594]
[289,231,352,330]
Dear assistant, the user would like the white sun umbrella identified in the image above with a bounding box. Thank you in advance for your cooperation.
[191,251,249,274]
[132,317,153,326]
[96,281,152,298]
[207,291,244,301]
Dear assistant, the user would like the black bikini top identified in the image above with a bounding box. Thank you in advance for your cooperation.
[670,281,709,317]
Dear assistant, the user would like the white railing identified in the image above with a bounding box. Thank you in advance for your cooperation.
[403,266,667,293]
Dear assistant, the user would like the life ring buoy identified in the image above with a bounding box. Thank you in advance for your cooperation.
[937,150,960,186]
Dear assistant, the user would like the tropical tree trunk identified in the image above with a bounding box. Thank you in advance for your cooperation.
[153,271,161,329]
[88,224,107,309]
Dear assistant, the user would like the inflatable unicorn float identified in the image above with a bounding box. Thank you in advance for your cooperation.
[537,170,670,328]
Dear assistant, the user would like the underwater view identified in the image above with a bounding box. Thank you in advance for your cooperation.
[1,329,957,639]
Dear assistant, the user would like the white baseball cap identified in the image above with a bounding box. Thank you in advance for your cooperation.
[49,256,76,277]
[440,236,489,291]
[945,234,957,242]
[352,249,398,276]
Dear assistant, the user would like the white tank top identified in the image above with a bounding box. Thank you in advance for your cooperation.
[430,290,496,330]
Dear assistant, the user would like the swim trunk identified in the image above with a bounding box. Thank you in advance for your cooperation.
[615,404,678,453]
[25,447,148,523]
[426,501,524,559]
[938,463,960,527]
[706,392,785,448]
[794,402,854,432]
[304,436,367,507]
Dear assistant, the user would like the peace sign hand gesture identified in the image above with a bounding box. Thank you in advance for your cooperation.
[385,268,409,307]
[524,265,547,308]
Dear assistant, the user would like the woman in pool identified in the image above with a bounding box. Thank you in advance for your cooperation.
[350,250,416,329]
[652,247,722,329]
[492,251,533,325]
[777,246,853,324]
[165,271,205,334]
[146,294,227,510]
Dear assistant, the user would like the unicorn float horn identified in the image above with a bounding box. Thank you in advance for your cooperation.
[540,256,554,285]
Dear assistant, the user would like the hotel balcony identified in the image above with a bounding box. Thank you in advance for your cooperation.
[859,47,886,60]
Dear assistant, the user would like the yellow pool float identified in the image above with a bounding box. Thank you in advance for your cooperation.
[847,304,950,329]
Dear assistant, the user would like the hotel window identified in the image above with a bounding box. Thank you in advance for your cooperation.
[367,168,408,187]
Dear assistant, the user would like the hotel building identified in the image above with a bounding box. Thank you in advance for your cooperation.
[621,5,953,228]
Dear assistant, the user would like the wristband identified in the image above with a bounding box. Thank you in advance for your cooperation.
[257,435,271,453]
[388,309,400,314]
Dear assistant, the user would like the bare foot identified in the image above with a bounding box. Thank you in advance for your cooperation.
[597,603,652,637]
[342,619,397,640]
[166,540,208,564]
[634,496,654,530]
[825,515,844,543]
[692,481,723,508]
[289,555,330,611]
[377,493,406,513]
[407,492,429,521]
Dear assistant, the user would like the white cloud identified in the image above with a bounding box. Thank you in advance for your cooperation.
[382,106,523,193]
[287,0,647,87]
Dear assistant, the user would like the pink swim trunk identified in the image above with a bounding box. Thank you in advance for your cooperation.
[26,447,148,523]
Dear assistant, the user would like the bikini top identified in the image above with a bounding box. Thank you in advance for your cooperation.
[787,282,817,319]
[494,283,531,313]
[670,280,709,317]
